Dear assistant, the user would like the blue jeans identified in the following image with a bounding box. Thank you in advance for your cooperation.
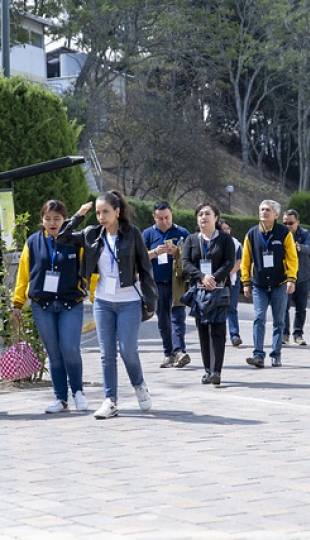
[228,277,241,341]
[284,280,309,338]
[32,300,84,401]
[156,282,186,356]
[252,284,287,360]
[93,298,144,400]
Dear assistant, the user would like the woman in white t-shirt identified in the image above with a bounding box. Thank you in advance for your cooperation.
[57,191,158,419]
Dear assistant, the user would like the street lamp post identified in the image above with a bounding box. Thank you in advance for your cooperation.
[226,185,234,214]
[1,0,10,78]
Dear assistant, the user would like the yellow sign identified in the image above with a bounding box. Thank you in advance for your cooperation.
[0,190,15,250]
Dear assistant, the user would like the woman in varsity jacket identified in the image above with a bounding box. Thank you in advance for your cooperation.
[12,199,88,414]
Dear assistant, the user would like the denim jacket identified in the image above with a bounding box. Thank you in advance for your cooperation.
[57,214,158,312]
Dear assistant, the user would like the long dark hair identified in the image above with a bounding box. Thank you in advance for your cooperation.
[96,190,131,229]
[39,199,68,229]
[195,202,221,230]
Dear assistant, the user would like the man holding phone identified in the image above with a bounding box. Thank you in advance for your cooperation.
[143,201,191,368]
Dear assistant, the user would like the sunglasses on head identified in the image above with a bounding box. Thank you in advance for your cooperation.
[283,221,296,226]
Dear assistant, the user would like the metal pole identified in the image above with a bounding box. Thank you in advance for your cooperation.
[228,192,231,214]
[1,0,10,77]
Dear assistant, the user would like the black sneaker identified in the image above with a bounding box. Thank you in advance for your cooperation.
[209,372,221,385]
[271,358,282,367]
[246,357,264,368]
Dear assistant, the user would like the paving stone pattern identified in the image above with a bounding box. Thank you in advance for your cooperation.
[1,302,310,539]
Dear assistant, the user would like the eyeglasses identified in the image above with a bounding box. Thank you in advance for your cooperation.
[283,221,296,226]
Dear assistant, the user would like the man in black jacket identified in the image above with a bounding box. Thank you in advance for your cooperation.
[282,209,310,345]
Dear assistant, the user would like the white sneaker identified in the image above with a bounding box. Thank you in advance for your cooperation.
[45,400,69,414]
[135,383,152,412]
[74,390,89,412]
[94,398,118,419]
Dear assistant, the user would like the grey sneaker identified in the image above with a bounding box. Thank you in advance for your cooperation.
[282,334,289,345]
[209,372,221,385]
[160,355,175,368]
[201,371,212,384]
[45,400,69,414]
[271,358,282,367]
[94,398,118,419]
[232,337,243,347]
[246,357,264,368]
[173,352,191,368]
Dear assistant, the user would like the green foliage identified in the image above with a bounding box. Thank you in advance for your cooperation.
[0,76,89,235]
[287,192,310,225]
[127,198,258,242]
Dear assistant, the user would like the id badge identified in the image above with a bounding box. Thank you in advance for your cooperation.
[200,259,212,274]
[263,251,274,268]
[158,253,168,265]
[105,276,117,294]
[43,270,60,293]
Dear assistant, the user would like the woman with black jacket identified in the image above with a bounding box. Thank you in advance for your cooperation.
[182,202,235,386]
[57,190,158,419]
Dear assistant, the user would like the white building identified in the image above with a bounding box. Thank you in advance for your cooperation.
[0,12,52,84]
[46,47,87,94]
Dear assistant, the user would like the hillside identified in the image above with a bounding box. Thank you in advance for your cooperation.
[96,145,296,217]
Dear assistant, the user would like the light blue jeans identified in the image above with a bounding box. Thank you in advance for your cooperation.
[228,276,241,341]
[93,298,144,400]
[32,300,84,401]
[252,284,287,361]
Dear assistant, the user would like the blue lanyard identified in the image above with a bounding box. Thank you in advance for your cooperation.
[158,229,170,243]
[105,236,118,271]
[203,230,217,258]
[47,235,57,271]
[259,231,273,251]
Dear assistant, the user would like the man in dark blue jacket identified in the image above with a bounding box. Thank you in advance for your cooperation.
[241,200,298,368]
[143,201,190,369]
[283,209,310,345]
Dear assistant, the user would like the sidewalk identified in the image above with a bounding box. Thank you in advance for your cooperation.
[1,302,310,539]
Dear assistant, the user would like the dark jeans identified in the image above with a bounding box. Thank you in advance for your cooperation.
[196,320,226,374]
[284,280,309,338]
[156,282,186,356]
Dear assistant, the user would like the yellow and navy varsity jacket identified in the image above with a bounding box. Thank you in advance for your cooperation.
[241,222,298,290]
[13,230,87,309]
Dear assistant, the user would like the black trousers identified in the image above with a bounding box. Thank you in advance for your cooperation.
[196,320,226,374]
[284,279,309,338]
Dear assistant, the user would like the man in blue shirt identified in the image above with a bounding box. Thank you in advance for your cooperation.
[143,201,191,368]
[282,209,310,345]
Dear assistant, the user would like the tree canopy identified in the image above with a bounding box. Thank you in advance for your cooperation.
[0,77,89,234]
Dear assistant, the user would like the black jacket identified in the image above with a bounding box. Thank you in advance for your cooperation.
[182,231,235,285]
[57,214,158,312]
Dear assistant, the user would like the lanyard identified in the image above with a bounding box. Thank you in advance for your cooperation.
[201,230,217,258]
[105,235,118,271]
[158,229,170,243]
[259,231,273,251]
[47,235,57,271]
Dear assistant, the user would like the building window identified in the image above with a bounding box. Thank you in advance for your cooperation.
[30,31,43,49]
